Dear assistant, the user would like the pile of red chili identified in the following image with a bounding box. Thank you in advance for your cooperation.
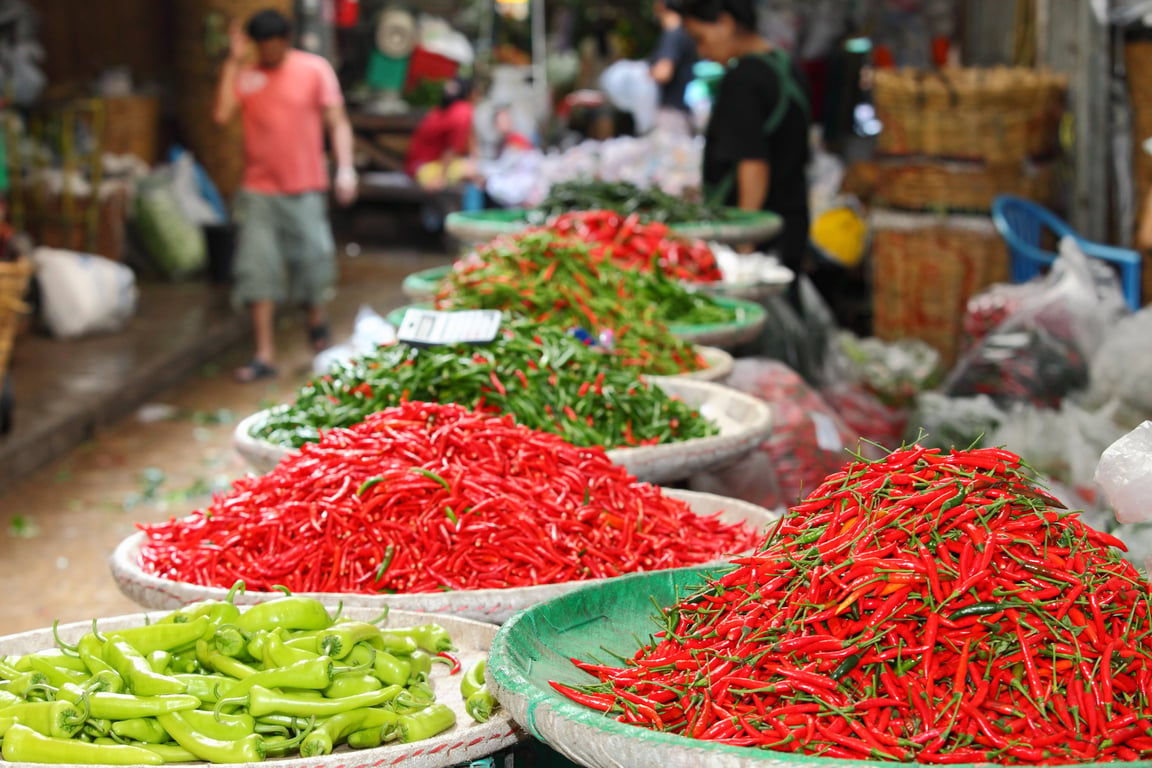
[138,402,758,595]
[548,210,723,283]
[553,446,1152,764]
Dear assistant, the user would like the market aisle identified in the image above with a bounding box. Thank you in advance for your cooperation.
[0,249,447,633]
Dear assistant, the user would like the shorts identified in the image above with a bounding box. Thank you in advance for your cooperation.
[231,190,336,308]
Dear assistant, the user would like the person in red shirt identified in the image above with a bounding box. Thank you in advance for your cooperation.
[213,8,357,382]
[405,78,478,191]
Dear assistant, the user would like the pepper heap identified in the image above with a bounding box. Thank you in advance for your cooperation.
[254,318,716,449]
[438,230,731,374]
[548,210,723,283]
[141,402,758,595]
[553,446,1152,764]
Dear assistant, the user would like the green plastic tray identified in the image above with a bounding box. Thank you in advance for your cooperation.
[386,297,766,350]
[444,208,784,246]
[488,567,1115,768]
[401,265,453,301]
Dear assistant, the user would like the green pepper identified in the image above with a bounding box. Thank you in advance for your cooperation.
[2,724,164,765]
[104,615,211,655]
[345,644,411,687]
[460,659,486,699]
[948,601,1008,621]
[465,685,498,723]
[77,633,116,676]
[195,639,257,679]
[83,669,126,694]
[393,680,436,714]
[325,673,383,698]
[171,674,231,704]
[318,621,415,658]
[177,708,256,741]
[14,650,90,675]
[155,711,266,763]
[117,741,198,764]
[0,671,49,697]
[395,703,456,743]
[167,652,198,675]
[26,655,90,687]
[234,596,333,634]
[220,656,336,697]
[0,700,87,739]
[103,639,187,697]
[110,717,169,744]
[264,631,321,668]
[0,690,22,708]
[56,685,199,719]
[300,709,371,757]
[146,650,172,675]
[408,649,433,682]
[212,625,250,658]
[222,683,403,718]
[346,726,384,749]
[381,624,455,654]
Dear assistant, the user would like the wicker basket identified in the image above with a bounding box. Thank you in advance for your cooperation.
[871,210,1010,367]
[874,67,1067,163]
[100,95,160,164]
[873,157,1058,213]
[1125,41,1152,305]
[0,257,33,382]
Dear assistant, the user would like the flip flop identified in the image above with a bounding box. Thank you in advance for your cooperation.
[308,321,332,352]
[234,359,278,383]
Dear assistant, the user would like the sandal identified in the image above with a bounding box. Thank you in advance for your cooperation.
[308,321,332,352]
[234,359,278,383]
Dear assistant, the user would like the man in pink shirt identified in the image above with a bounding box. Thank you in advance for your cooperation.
[213,9,357,382]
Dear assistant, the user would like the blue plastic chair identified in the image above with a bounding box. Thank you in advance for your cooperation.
[992,195,1143,311]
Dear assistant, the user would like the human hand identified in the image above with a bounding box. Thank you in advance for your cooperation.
[334,167,359,207]
[228,20,249,64]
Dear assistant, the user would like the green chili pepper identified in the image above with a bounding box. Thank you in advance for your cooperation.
[171,674,231,704]
[83,669,126,694]
[212,625,249,658]
[325,673,384,698]
[14,650,90,675]
[146,650,172,675]
[104,615,211,656]
[345,726,384,749]
[234,596,333,634]
[220,656,336,697]
[103,639,187,697]
[77,634,116,676]
[299,709,370,757]
[2,724,164,765]
[56,685,199,719]
[465,685,498,723]
[25,655,90,688]
[196,639,257,679]
[407,649,433,682]
[156,711,266,763]
[345,644,411,687]
[384,624,455,654]
[948,601,1007,621]
[395,703,456,743]
[176,708,256,741]
[0,690,22,709]
[123,741,198,764]
[460,659,487,699]
[0,700,86,739]
[1,671,49,697]
[110,717,169,744]
[219,683,403,718]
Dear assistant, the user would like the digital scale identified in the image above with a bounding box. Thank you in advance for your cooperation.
[397,308,503,346]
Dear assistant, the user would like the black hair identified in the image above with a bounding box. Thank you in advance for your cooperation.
[441,77,474,108]
[669,0,757,32]
[246,9,292,42]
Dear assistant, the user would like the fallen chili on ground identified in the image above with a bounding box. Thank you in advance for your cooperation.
[139,402,758,594]
[553,446,1152,764]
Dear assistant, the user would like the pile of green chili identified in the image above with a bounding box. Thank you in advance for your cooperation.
[254,318,717,450]
[532,180,732,224]
[0,591,489,764]
[439,230,733,344]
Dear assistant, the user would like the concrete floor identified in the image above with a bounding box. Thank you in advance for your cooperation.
[0,248,448,634]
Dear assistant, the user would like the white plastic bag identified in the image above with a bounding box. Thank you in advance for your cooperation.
[598,60,658,135]
[1095,421,1152,525]
[170,152,223,226]
[312,306,397,375]
[33,247,138,339]
[1086,307,1152,421]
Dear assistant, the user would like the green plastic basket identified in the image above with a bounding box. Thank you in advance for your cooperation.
[401,265,453,301]
[386,297,766,350]
[488,567,1114,768]
[444,209,537,243]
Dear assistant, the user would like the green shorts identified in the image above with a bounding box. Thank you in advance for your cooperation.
[231,190,336,308]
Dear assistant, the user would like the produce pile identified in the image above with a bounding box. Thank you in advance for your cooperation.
[253,319,716,450]
[548,210,723,283]
[0,594,485,764]
[438,231,734,368]
[532,180,731,224]
[142,402,759,594]
[554,446,1152,764]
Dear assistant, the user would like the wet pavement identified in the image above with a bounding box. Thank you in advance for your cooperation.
[0,248,448,634]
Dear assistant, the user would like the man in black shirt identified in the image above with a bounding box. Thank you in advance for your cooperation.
[650,0,699,135]
[675,0,811,308]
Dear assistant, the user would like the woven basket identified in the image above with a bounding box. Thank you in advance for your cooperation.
[109,489,779,624]
[0,257,32,382]
[3,608,522,768]
[233,378,772,483]
[873,157,1058,213]
[871,209,1010,367]
[1125,41,1152,304]
[874,67,1067,163]
[99,95,160,164]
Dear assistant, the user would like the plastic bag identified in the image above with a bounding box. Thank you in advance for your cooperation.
[690,359,857,508]
[945,237,1130,407]
[1095,421,1152,525]
[750,277,836,385]
[33,247,138,339]
[1085,307,1152,422]
[828,332,941,408]
[170,152,223,226]
[312,306,397,375]
[598,60,658,135]
[821,383,907,452]
[134,171,207,280]
[905,392,1006,451]
[990,400,1127,506]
